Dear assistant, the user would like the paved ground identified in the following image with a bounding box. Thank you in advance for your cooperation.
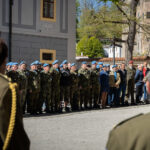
[24,105,150,150]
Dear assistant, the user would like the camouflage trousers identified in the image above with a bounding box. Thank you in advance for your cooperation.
[20,89,27,107]
[41,91,51,112]
[80,87,90,109]
[70,86,80,110]
[51,86,60,112]
[29,91,39,114]
[91,85,100,107]
[125,79,135,103]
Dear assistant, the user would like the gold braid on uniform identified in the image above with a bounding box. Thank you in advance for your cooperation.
[3,83,17,150]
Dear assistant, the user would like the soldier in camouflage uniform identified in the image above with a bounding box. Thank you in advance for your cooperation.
[50,60,61,112]
[70,63,80,111]
[7,62,20,84]
[60,60,71,111]
[18,61,28,112]
[6,62,22,97]
[125,60,136,105]
[6,62,12,74]
[90,61,100,109]
[34,61,42,114]
[28,61,40,115]
[40,64,52,113]
[78,61,91,110]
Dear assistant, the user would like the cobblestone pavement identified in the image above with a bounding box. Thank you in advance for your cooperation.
[24,105,150,150]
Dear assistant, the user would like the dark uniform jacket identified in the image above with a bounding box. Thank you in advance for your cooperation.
[0,73,30,150]
[60,68,71,86]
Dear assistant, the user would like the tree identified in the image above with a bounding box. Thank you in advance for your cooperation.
[76,36,104,58]
[77,1,122,42]
[98,0,140,63]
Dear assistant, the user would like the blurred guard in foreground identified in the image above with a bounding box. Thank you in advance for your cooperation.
[106,70,150,150]
[0,39,30,150]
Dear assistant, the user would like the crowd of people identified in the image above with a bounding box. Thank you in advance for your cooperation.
[5,58,150,115]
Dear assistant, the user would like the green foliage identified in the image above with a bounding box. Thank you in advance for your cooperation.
[77,2,123,42]
[76,36,104,58]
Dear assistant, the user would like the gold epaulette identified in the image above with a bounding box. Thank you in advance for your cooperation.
[3,83,17,150]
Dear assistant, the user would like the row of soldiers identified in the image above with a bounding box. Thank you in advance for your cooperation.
[5,60,104,114]
[5,59,148,115]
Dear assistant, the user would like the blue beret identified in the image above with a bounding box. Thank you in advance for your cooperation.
[12,62,18,66]
[82,61,87,64]
[30,62,36,66]
[96,65,100,69]
[62,60,68,65]
[103,64,107,68]
[43,63,49,67]
[71,63,76,67]
[35,60,42,65]
[9,62,13,66]
[20,61,26,65]
[106,64,110,67]
[98,62,103,65]
[52,60,59,65]
[6,62,11,66]
[92,61,97,65]
[59,64,63,68]
[112,65,117,68]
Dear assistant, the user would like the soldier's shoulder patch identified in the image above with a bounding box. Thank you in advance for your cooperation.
[113,113,143,129]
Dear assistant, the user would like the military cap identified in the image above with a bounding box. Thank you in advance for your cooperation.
[20,61,26,65]
[38,62,42,65]
[112,65,117,68]
[62,60,68,65]
[98,62,103,65]
[91,61,97,65]
[12,62,18,66]
[71,63,76,67]
[106,64,110,67]
[52,60,59,65]
[30,62,36,66]
[43,63,49,67]
[129,60,133,64]
[9,62,13,66]
[6,62,11,66]
[82,61,87,64]
[103,64,107,68]
[34,60,40,65]
[59,64,63,68]
[96,65,100,69]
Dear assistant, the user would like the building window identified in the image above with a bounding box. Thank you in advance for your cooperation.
[146,12,150,19]
[40,49,56,64]
[41,0,56,22]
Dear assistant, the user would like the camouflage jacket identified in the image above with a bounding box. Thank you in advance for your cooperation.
[49,67,61,88]
[28,70,40,92]
[40,70,52,92]
[18,70,28,90]
[78,68,91,88]
[70,70,79,89]
[126,67,136,81]
[90,68,100,86]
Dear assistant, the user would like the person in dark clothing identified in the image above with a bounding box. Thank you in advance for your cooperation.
[60,60,71,111]
[118,63,127,106]
[135,65,144,103]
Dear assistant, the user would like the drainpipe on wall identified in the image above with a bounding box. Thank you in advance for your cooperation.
[9,0,13,61]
